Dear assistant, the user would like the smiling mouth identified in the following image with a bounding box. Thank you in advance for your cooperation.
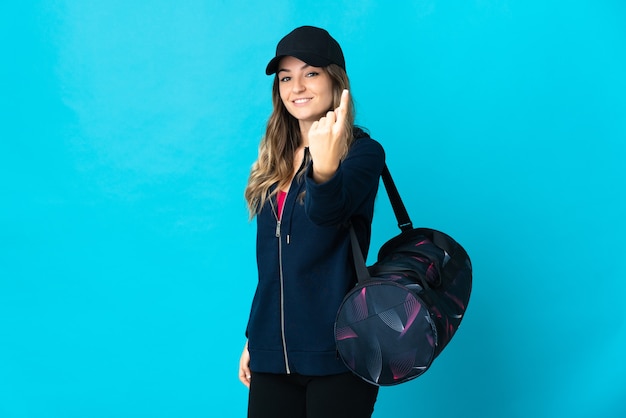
[293,98,312,104]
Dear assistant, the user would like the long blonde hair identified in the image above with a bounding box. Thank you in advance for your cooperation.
[244,64,355,218]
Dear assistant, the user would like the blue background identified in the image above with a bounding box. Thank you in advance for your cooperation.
[1,1,625,417]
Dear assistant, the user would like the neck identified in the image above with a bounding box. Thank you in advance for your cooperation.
[298,121,312,147]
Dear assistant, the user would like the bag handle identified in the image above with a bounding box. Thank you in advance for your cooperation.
[350,164,411,284]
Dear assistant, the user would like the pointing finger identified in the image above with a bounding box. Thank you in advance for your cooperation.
[340,89,350,109]
[335,89,349,122]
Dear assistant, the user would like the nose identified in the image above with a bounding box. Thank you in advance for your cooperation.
[292,78,305,93]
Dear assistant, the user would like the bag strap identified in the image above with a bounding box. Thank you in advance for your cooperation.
[350,164,470,287]
[349,225,371,285]
[381,164,413,232]
[350,164,411,284]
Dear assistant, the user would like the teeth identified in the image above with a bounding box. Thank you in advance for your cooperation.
[294,98,311,104]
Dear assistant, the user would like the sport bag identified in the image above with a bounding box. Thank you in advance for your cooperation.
[334,165,472,386]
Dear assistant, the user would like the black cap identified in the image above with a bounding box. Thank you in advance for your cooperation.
[265,26,345,75]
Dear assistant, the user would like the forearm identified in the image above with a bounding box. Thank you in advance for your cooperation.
[305,138,385,225]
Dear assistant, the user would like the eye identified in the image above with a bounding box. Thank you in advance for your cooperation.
[305,72,319,78]
[279,76,291,82]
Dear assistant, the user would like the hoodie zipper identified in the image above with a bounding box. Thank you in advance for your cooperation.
[271,149,307,375]
[270,194,291,374]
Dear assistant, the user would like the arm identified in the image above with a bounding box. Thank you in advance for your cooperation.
[307,89,350,184]
[305,134,385,226]
[305,88,385,225]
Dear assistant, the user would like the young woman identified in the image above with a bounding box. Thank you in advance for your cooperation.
[239,26,385,418]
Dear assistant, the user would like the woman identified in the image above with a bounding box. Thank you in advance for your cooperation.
[239,26,385,418]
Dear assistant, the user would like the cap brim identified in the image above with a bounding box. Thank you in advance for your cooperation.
[265,55,284,75]
[265,52,333,75]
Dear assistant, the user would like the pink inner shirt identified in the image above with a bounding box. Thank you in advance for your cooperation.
[277,190,287,219]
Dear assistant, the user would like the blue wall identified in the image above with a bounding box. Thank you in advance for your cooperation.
[1,1,625,417]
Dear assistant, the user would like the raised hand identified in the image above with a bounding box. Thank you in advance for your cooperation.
[308,89,350,183]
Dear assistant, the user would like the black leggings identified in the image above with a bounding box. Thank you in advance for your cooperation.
[248,372,379,418]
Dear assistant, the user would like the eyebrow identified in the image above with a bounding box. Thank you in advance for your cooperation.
[277,63,311,74]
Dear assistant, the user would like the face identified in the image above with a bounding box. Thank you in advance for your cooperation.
[277,56,335,125]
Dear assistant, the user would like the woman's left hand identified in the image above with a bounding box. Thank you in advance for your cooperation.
[239,341,251,388]
[308,89,350,183]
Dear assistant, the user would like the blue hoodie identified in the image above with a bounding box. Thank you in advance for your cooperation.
[246,128,385,376]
